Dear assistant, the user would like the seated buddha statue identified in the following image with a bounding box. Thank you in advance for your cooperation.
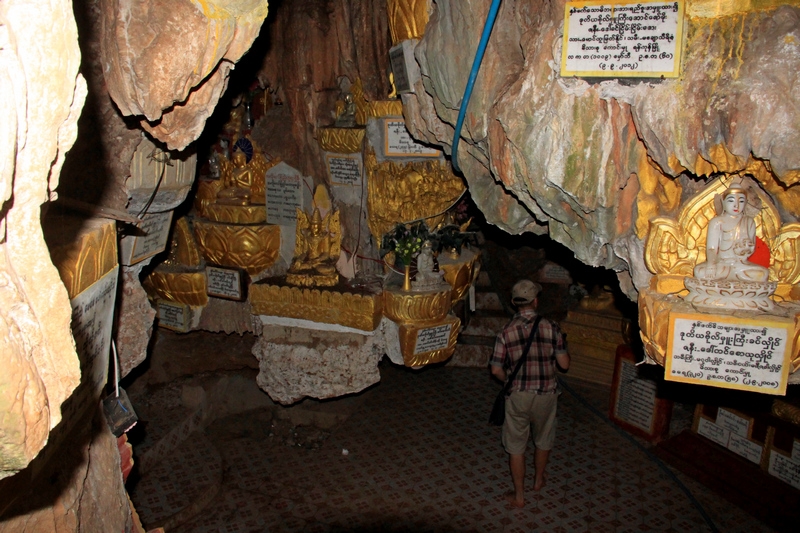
[412,240,447,291]
[216,149,253,205]
[693,187,769,282]
[684,185,775,311]
[286,207,341,287]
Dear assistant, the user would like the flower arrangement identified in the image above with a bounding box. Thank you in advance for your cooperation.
[380,221,431,267]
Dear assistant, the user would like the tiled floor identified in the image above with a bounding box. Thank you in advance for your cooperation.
[128,359,775,532]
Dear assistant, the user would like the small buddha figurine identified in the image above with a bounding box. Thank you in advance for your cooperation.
[693,187,769,282]
[334,93,357,128]
[286,207,341,287]
[412,240,447,291]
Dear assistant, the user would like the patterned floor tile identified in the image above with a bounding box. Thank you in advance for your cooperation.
[129,362,777,533]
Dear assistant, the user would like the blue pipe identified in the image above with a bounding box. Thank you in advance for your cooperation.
[451,0,503,174]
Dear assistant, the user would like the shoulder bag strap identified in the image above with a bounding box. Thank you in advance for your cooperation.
[503,316,543,395]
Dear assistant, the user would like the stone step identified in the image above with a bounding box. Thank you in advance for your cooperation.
[456,334,496,347]
[475,270,492,288]
[447,344,493,368]
[473,291,504,311]
[461,316,508,337]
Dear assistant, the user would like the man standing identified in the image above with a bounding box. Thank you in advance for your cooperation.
[489,279,570,508]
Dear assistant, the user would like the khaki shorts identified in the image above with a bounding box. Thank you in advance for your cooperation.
[501,391,558,455]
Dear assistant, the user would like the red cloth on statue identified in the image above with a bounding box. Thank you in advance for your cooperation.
[748,236,771,269]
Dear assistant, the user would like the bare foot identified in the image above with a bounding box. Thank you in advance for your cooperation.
[533,474,547,491]
[505,492,525,509]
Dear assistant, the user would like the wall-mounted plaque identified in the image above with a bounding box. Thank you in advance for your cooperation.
[665,312,793,395]
[266,162,304,226]
[157,300,190,332]
[326,154,363,186]
[206,266,245,301]
[561,0,685,78]
[609,345,672,442]
[64,266,119,422]
[414,324,452,355]
[385,120,441,157]
[389,40,420,94]
[120,211,173,265]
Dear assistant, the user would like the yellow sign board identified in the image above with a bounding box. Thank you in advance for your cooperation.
[561,0,685,78]
[665,311,793,395]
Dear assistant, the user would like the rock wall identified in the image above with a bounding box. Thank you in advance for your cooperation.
[100,0,271,151]
[404,0,800,297]
[252,0,392,180]
[0,0,86,478]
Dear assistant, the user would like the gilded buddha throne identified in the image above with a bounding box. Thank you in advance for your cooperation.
[639,175,800,373]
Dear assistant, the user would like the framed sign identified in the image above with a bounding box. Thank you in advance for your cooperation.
[120,211,173,265]
[384,120,441,157]
[326,153,362,186]
[206,265,246,301]
[157,300,190,332]
[414,324,453,355]
[609,345,673,442]
[665,312,793,395]
[561,0,685,78]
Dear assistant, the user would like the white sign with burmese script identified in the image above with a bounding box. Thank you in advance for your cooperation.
[414,324,452,354]
[120,211,173,265]
[326,154,363,186]
[157,300,190,332]
[206,266,243,300]
[384,120,441,157]
[561,0,685,78]
[666,313,792,395]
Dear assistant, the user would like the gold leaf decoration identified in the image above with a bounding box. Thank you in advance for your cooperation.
[193,221,281,275]
[365,147,465,241]
[250,284,382,331]
[387,0,430,44]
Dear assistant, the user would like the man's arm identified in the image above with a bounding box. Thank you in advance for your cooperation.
[491,365,506,382]
[555,352,570,372]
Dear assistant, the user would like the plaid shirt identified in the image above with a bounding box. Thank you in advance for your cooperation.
[489,308,566,394]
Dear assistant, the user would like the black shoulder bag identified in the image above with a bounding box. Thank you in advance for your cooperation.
[489,316,543,426]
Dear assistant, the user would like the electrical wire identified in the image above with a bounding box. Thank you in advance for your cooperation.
[451,0,503,173]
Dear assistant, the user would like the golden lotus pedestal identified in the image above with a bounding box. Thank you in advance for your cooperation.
[193,219,281,276]
[250,279,383,332]
[143,265,208,307]
[382,286,461,367]
[640,276,800,388]
[560,308,631,386]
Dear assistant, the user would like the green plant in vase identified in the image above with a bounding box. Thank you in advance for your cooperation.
[380,221,431,290]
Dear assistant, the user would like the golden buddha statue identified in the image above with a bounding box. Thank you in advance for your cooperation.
[216,150,253,205]
[285,206,341,287]
[214,138,268,207]
[192,135,282,276]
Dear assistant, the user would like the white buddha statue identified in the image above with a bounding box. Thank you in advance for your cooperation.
[412,240,447,291]
[685,185,775,311]
[693,187,769,282]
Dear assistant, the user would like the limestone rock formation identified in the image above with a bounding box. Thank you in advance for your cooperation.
[100,0,271,150]
[0,0,86,478]
[404,0,800,297]
[253,326,383,404]
[0,411,133,533]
